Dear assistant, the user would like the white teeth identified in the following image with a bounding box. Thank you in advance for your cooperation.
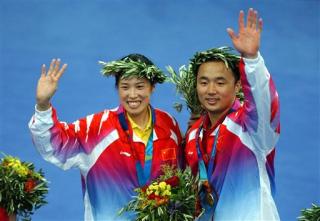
[127,101,141,108]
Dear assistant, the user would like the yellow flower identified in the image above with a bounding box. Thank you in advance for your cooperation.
[152,184,159,191]
[162,190,171,196]
[146,189,152,195]
[159,181,167,190]
[15,166,29,176]
[2,156,29,177]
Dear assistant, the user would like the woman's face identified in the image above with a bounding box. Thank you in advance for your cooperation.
[118,77,154,117]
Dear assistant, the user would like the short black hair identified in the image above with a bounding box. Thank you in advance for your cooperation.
[190,47,240,83]
[115,53,155,87]
[197,59,240,83]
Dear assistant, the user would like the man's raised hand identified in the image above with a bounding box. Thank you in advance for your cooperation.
[227,8,262,59]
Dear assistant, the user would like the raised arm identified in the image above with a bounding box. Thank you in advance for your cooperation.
[36,59,67,111]
[227,8,262,59]
[30,59,88,170]
[227,9,280,152]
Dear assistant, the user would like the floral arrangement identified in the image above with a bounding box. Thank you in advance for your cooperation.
[99,57,167,84]
[119,165,202,221]
[0,154,49,221]
[167,46,245,115]
[298,203,320,221]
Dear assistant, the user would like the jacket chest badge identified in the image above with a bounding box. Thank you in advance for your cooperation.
[161,148,176,161]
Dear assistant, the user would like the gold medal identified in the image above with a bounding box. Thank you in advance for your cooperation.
[206,192,214,206]
[199,180,215,207]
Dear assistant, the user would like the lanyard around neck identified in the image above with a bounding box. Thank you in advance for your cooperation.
[196,107,237,180]
[195,124,220,181]
[117,106,155,186]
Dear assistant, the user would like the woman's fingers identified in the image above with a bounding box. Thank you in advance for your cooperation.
[47,59,56,76]
[43,58,67,80]
[41,64,46,77]
[53,58,61,76]
[55,63,68,80]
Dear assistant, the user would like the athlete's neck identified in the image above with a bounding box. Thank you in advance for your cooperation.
[128,107,150,129]
[207,107,231,129]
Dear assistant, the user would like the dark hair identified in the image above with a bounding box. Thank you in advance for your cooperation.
[197,59,240,83]
[115,53,155,87]
[190,47,240,83]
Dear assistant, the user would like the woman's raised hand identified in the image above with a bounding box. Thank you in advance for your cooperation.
[36,59,67,111]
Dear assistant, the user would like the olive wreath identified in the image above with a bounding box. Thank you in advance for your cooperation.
[167,46,244,115]
[99,57,166,84]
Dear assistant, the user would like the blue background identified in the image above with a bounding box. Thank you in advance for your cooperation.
[1,0,319,220]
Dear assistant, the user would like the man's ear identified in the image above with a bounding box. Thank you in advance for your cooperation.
[235,80,241,93]
[235,80,241,88]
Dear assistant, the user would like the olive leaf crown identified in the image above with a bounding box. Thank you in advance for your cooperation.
[167,46,243,115]
[189,46,240,78]
[99,57,166,84]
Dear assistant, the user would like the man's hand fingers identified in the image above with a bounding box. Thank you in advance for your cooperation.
[227,28,237,41]
[258,18,263,33]
[247,8,254,28]
[252,10,258,29]
[239,10,245,30]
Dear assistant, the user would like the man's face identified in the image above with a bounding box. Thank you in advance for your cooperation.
[118,77,153,117]
[196,61,240,120]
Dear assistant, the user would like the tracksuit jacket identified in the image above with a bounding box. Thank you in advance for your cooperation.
[185,53,280,220]
[29,105,182,221]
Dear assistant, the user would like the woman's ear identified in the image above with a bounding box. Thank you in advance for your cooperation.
[151,85,155,93]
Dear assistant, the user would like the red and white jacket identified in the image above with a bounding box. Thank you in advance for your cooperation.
[29,105,182,221]
[185,53,280,221]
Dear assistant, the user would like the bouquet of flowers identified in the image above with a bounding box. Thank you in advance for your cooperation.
[119,165,202,221]
[0,154,49,221]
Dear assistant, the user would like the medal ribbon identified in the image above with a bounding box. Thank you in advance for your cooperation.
[117,106,155,186]
[195,124,220,219]
[195,108,236,217]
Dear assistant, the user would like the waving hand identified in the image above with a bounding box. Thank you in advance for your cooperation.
[36,59,67,111]
[227,8,262,59]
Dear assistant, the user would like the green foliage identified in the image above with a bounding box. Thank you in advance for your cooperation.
[167,46,245,115]
[119,166,200,221]
[298,204,320,221]
[167,65,203,115]
[189,46,240,77]
[0,154,49,221]
[99,58,167,84]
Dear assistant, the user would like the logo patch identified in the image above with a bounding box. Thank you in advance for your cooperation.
[161,148,176,161]
[187,151,194,155]
[120,151,131,157]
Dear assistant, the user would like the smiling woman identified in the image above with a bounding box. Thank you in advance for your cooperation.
[28,53,183,221]
[118,77,153,129]
[113,54,156,128]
